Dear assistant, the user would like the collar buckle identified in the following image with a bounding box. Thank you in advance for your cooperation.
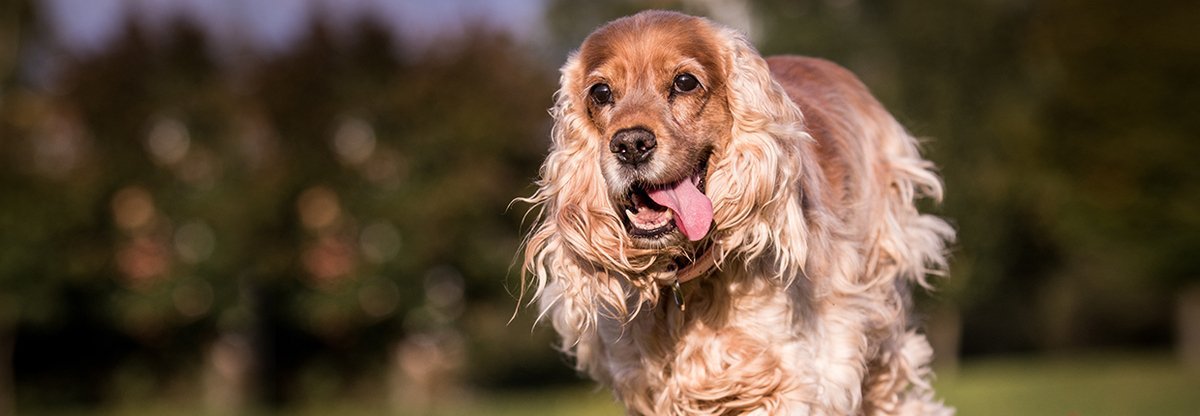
[671,279,686,312]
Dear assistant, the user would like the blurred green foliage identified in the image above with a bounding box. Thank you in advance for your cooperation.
[1,5,563,410]
[0,0,1197,412]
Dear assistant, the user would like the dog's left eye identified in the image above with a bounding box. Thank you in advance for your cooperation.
[673,74,700,93]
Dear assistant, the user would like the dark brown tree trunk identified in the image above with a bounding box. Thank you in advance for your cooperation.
[1178,284,1200,371]
[927,303,962,376]
[0,327,14,416]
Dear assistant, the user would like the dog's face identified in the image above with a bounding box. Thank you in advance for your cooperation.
[571,12,733,248]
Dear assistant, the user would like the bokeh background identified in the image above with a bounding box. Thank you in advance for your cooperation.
[0,0,1197,415]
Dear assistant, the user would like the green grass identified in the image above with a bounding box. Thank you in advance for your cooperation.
[420,388,621,416]
[23,352,1200,415]
[935,352,1200,416]
[390,352,1200,415]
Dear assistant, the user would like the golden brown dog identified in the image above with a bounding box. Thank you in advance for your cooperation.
[522,10,954,415]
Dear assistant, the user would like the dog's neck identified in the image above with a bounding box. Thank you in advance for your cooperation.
[674,243,717,284]
[657,241,719,313]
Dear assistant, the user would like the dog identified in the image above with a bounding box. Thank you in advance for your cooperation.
[520,10,954,415]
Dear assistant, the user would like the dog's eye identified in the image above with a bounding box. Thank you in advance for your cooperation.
[673,74,700,93]
[589,83,613,105]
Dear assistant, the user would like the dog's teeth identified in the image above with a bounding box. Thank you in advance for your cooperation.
[625,206,674,231]
[646,210,673,229]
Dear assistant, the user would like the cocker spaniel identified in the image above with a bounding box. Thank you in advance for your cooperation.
[521,10,955,415]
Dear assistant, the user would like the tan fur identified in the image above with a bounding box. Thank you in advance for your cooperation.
[520,11,954,415]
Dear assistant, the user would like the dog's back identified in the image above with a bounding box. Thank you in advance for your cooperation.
[768,56,952,288]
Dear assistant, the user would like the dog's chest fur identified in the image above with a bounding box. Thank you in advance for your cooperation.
[595,268,830,415]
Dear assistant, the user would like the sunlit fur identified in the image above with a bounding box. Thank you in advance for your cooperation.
[520,11,955,415]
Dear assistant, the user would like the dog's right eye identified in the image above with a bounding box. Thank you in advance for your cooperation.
[589,83,613,105]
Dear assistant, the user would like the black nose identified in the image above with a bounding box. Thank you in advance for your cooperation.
[610,128,656,165]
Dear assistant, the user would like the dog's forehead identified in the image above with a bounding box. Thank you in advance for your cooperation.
[578,11,723,80]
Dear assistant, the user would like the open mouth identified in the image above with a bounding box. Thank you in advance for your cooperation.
[620,160,713,242]
[624,186,680,238]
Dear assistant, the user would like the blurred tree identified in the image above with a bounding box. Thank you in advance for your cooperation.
[1026,0,1200,349]
[1,0,88,412]
[27,17,251,408]
[243,16,560,406]
[5,9,561,409]
[0,0,18,404]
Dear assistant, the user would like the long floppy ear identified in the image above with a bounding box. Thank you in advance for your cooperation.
[704,27,831,282]
[518,53,664,349]
[523,53,628,272]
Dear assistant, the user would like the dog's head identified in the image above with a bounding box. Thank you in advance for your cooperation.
[526,10,812,283]
[571,11,732,247]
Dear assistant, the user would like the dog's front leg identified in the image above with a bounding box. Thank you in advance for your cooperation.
[807,300,870,415]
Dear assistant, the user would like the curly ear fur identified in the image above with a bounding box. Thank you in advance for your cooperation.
[704,26,821,285]
[518,53,665,373]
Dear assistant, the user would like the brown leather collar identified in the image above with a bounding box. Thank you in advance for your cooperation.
[674,243,718,284]
[661,242,718,312]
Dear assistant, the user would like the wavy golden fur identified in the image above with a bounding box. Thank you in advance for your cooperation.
[520,10,955,415]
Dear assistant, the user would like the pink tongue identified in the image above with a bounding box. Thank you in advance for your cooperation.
[647,177,713,241]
